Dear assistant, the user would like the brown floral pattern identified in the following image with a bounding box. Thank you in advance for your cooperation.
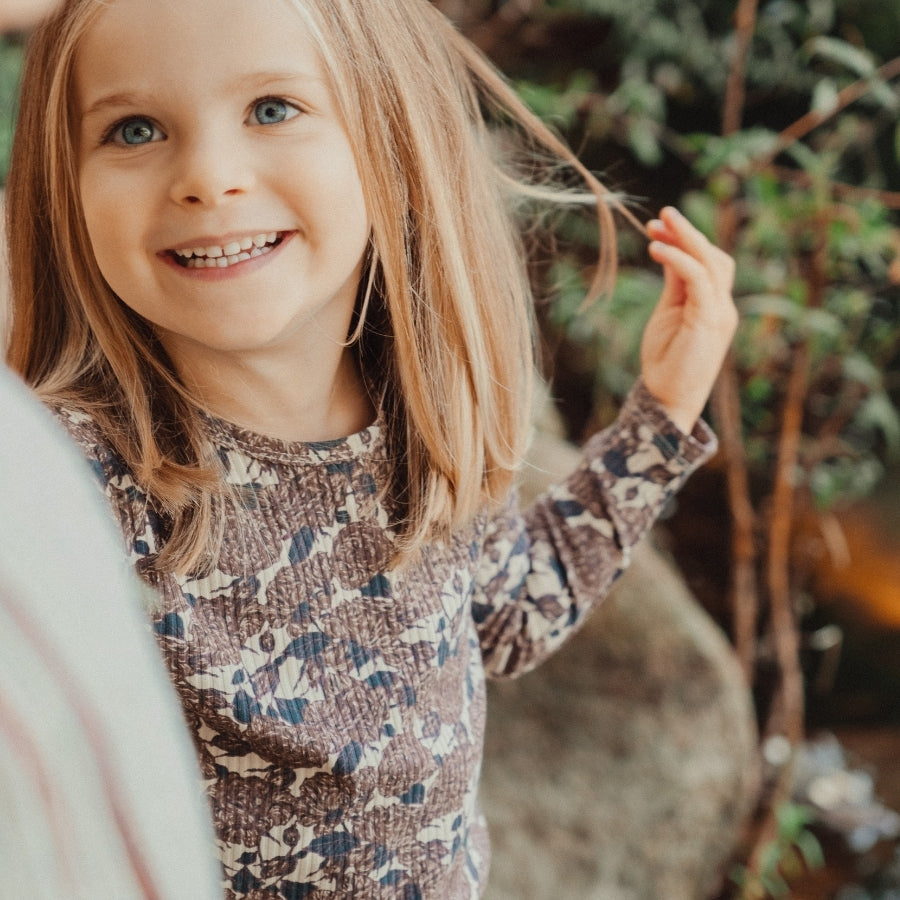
[54,380,715,899]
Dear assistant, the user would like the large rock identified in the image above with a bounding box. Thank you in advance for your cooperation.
[479,421,759,900]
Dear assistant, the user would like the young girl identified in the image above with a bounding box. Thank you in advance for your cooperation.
[6,0,737,897]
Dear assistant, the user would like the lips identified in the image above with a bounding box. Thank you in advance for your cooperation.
[169,231,284,268]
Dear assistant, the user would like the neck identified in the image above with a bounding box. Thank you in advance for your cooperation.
[167,340,375,443]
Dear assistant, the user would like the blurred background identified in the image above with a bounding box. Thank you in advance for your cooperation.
[4,1,900,897]
[439,2,900,896]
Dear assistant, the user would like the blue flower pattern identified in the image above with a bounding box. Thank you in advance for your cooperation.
[53,381,715,898]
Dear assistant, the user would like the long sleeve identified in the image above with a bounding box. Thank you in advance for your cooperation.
[47,380,717,899]
[473,379,717,678]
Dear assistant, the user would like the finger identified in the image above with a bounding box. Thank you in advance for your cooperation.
[658,207,735,291]
[645,217,676,245]
[648,240,729,322]
[658,207,709,252]
[653,256,685,311]
[648,239,710,292]
[647,209,709,252]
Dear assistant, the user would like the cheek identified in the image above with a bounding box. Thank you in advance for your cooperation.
[331,176,370,265]
[79,176,118,264]
[79,174,141,282]
[78,208,139,318]
[328,194,370,285]
[309,142,370,239]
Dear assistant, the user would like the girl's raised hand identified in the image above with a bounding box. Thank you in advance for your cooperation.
[641,207,738,434]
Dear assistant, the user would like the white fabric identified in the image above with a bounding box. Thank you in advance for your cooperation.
[0,366,221,899]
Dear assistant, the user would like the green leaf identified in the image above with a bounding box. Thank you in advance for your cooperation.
[0,39,25,186]
[741,294,805,321]
[775,803,815,839]
[868,78,900,112]
[759,840,783,874]
[805,36,876,77]
[680,191,718,239]
[811,457,884,510]
[760,870,790,897]
[514,71,598,130]
[803,308,843,341]
[728,864,748,888]
[807,0,836,33]
[691,128,780,176]
[857,391,900,456]
[842,353,882,389]
[811,77,840,116]
[795,830,825,870]
[745,376,774,405]
[627,118,663,166]
[784,140,832,176]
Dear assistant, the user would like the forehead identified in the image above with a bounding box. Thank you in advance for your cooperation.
[72,0,331,106]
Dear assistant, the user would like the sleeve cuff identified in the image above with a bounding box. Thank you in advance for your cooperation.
[617,378,718,469]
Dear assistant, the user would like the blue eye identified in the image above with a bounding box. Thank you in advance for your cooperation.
[251,98,299,126]
[108,117,162,146]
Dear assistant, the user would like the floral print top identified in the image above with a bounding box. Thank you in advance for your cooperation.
[55,379,715,899]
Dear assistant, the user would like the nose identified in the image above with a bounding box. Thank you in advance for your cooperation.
[168,132,254,207]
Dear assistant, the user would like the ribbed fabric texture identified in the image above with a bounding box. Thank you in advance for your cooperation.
[55,379,716,898]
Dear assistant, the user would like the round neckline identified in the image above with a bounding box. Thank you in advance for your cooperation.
[201,409,386,466]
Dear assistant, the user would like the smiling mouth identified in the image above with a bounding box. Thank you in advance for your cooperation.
[170,231,284,269]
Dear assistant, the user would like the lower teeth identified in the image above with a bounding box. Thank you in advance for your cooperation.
[181,242,275,268]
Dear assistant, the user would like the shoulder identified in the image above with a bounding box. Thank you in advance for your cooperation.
[47,400,167,569]
[48,402,136,491]
[50,401,108,449]
[0,369,136,581]
[44,399,153,535]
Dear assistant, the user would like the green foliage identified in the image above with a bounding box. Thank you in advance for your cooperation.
[501,3,900,891]
[723,174,900,506]
[729,803,824,899]
[0,37,23,186]
[548,257,659,398]
[526,0,900,517]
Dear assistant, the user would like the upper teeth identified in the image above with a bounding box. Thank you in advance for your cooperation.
[173,232,280,268]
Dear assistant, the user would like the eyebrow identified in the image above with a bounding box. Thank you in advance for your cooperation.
[80,92,146,121]
[80,71,328,122]
[236,70,327,90]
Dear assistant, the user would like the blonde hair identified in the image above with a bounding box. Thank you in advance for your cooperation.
[6,0,620,574]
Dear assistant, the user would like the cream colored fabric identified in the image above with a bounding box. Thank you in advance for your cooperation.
[0,367,222,899]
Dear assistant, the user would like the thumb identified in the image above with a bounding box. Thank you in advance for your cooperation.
[655,258,686,311]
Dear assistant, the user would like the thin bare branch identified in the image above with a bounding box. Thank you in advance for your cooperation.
[765,336,810,747]
[722,0,760,136]
[770,164,900,209]
[716,0,762,682]
[752,53,900,171]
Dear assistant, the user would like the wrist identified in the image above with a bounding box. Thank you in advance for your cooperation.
[661,405,700,436]
[641,383,701,435]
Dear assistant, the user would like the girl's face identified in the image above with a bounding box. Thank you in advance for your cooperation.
[74,0,370,374]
